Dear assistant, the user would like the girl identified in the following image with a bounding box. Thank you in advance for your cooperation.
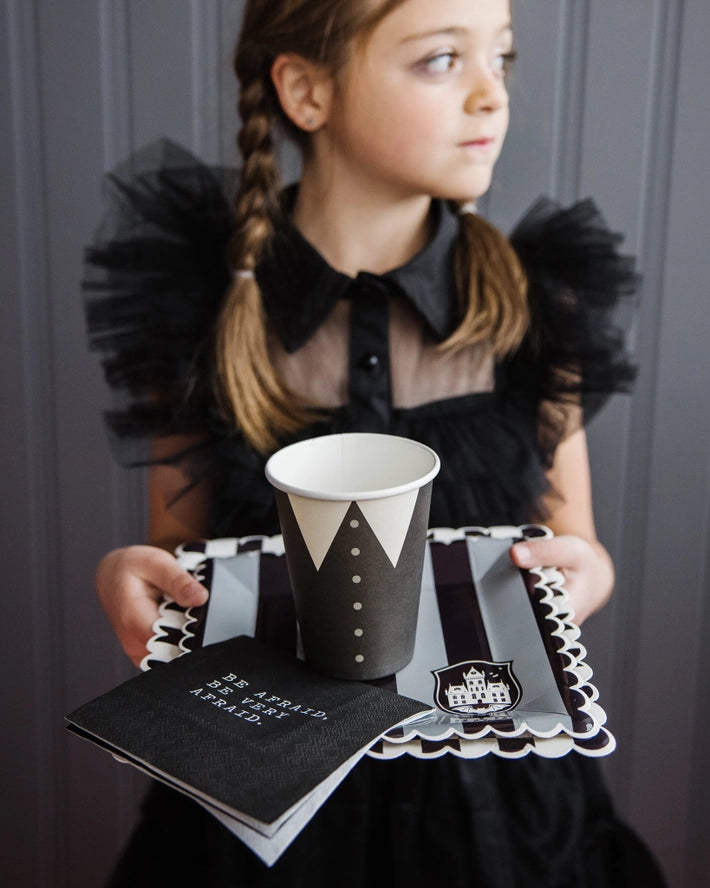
[85,0,665,885]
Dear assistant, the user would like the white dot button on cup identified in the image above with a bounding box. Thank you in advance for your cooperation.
[354,628,363,637]
[353,602,362,610]
[355,655,364,663]
[351,548,360,556]
[350,520,359,528]
[352,575,361,584]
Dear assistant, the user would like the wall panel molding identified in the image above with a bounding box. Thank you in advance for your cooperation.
[190,0,221,159]
[549,0,590,200]
[613,0,682,797]
[4,0,62,883]
[99,0,132,164]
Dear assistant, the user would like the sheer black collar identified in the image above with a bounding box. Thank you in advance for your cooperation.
[257,195,460,353]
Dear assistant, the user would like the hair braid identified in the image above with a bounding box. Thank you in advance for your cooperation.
[443,208,529,356]
[213,70,316,453]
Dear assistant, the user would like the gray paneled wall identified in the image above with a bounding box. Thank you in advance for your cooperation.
[2,1,708,885]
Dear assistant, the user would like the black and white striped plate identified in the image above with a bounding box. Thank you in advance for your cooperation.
[143,526,614,759]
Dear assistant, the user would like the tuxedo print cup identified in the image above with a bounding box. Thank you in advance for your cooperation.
[266,433,440,680]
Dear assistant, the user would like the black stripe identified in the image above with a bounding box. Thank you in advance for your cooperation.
[429,539,491,664]
[420,737,461,755]
[522,568,576,717]
[255,551,298,656]
[497,736,534,754]
[237,538,263,553]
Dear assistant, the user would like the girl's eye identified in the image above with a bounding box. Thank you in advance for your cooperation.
[418,51,460,76]
[493,49,518,78]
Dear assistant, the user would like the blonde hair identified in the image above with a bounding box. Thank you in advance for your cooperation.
[214,0,528,453]
[445,207,528,355]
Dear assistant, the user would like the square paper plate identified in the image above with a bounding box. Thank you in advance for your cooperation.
[143,526,614,760]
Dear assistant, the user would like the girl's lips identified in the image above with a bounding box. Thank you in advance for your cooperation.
[460,137,496,148]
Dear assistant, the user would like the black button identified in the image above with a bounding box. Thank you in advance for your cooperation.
[359,354,380,371]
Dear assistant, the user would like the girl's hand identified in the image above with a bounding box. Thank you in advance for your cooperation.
[96,545,209,667]
[509,534,614,625]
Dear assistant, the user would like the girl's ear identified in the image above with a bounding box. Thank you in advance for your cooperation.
[270,53,333,133]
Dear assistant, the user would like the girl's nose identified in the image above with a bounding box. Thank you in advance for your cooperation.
[463,67,508,115]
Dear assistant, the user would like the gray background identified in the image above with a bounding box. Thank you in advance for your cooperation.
[2,1,708,885]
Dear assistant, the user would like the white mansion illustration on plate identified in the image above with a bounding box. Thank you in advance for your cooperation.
[433,660,522,716]
[446,665,512,710]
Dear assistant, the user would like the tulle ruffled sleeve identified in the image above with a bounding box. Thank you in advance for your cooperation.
[82,139,235,468]
[509,197,640,462]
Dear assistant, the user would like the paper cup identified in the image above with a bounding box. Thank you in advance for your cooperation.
[265,433,440,680]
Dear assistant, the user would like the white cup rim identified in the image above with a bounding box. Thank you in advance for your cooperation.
[265,432,440,501]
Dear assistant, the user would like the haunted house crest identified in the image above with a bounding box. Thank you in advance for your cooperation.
[432,660,522,716]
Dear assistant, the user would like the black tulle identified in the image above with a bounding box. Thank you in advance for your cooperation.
[84,141,234,447]
[509,197,640,459]
[83,142,665,887]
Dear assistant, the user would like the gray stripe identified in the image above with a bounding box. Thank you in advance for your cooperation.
[394,545,449,705]
[203,554,261,646]
[467,537,570,721]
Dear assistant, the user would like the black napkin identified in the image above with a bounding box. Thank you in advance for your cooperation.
[66,635,430,859]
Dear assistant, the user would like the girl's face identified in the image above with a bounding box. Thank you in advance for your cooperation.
[321,0,513,204]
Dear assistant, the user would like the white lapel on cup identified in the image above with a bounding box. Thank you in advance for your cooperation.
[357,489,419,568]
[286,494,350,570]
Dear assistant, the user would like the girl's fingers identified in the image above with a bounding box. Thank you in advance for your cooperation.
[129,545,209,608]
[509,535,590,571]
[96,545,209,666]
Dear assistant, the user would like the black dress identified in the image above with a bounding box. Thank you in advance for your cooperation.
[84,140,665,887]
